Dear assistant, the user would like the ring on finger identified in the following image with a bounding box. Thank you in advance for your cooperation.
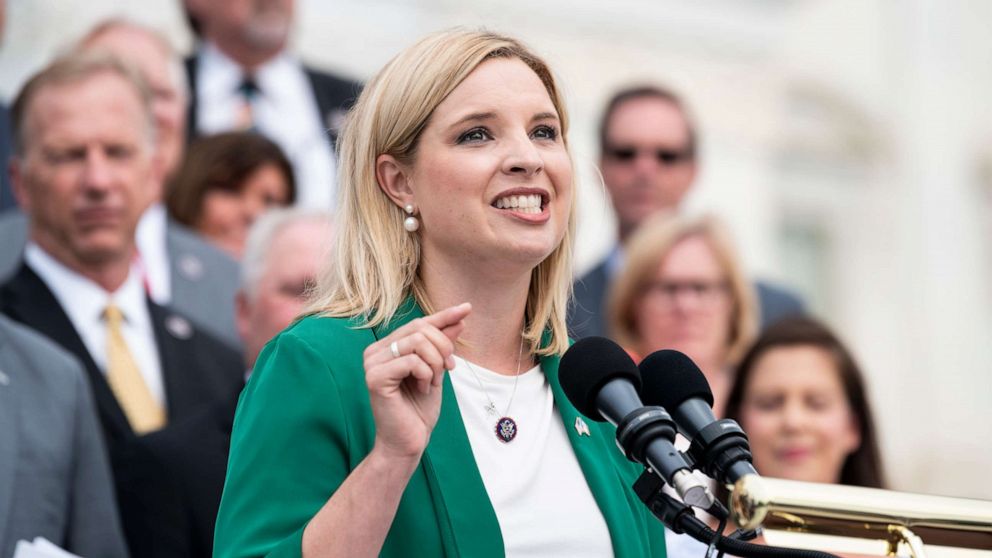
[390,340,401,359]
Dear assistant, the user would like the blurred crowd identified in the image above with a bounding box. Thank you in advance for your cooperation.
[0,1,889,557]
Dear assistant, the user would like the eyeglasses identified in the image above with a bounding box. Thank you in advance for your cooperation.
[606,146,694,165]
[643,279,729,309]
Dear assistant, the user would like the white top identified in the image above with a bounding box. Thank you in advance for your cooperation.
[25,243,166,406]
[194,41,337,209]
[135,203,170,305]
[450,356,614,558]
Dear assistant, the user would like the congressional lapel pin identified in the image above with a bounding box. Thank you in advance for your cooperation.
[574,416,590,437]
[178,254,204,281]
[165,315,193,340]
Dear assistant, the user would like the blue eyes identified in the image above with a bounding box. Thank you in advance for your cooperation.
[456,125,559,144]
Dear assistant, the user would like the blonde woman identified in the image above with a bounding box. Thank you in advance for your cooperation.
[214,30,667,558]
[608,213,758,416]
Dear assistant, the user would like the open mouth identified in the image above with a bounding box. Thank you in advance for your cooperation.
[492,193,548,215]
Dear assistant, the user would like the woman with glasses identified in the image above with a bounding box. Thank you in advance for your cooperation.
[607,213,758,416]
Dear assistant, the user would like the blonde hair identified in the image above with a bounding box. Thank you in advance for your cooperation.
[308,29,575,356]
[607,213,758,365]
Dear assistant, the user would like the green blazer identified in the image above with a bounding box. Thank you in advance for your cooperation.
[214,303,668,557]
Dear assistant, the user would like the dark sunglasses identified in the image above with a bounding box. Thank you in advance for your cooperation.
[606,146,694,165]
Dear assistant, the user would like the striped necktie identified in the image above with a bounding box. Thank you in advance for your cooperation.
[104,304,166,433]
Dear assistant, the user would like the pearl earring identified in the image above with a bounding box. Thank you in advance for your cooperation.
[403,204,420,232]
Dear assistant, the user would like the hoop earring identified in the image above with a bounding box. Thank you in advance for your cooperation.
[403,204,420,232]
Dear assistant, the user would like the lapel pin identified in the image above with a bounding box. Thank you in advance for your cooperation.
[165,315,193,340]
[574,416,590,437]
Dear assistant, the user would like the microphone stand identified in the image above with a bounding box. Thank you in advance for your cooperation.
[632,471,842,558]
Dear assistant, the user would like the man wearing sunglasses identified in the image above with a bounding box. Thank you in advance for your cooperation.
[569,85,803,339]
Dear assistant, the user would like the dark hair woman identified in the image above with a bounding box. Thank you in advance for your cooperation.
[166,131,295,259]
[725,317,885,488]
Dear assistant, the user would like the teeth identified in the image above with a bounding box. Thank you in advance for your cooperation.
[495,193,543,211]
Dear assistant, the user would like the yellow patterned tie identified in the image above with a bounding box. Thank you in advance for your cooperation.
[104,304,166,433]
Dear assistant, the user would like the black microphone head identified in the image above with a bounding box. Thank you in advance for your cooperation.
[638,349,714,410]
[559,337,641,422]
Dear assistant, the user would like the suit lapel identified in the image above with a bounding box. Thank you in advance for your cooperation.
[421,373,505,557]
[371,300,504,558]
[305,68,335,144]
[150,302,179,416]
[184,55,199,141]
[0,336,18,546]
[544,353,645,558]
[149,302,201,420]
[0,265,133,443]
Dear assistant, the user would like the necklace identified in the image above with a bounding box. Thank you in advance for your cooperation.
[462,337,525,444]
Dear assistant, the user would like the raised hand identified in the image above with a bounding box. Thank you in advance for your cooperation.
[363,303,471,462]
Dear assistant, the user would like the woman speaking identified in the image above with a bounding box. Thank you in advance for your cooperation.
[213,30,667,558]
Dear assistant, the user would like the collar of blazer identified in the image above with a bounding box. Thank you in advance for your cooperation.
[369,297,648,558]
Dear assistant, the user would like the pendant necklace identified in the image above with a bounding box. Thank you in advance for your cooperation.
[462,336,525,444]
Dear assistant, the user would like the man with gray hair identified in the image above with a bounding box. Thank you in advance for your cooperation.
[236,207,333,366]
[119,207,332,557]
[0,53,244,529]
[0,18,243,350]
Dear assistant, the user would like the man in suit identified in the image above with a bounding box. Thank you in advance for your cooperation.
[0,51,243,526]
[0,315,128,558]
[569,85,804,339]
[119,208,332,557]
[183,0,360,209]
[0,19,242,349]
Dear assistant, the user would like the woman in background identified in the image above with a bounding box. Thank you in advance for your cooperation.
[724,316,885,487]
[166,131,295,259]
[608,212,758,416]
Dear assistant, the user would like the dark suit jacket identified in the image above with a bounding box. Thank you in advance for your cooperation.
[0,264,244,556]
[183,52,360,148]
[0,264,244,460]
[568,257,806,340]
[117,394,239,558]
[0,211,242,349]
[569,260,612,340]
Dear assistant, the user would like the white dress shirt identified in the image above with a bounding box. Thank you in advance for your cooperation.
[450,357,614,557]
[135,202,171,305]
[194,42,337,209]
[25,243,166,406]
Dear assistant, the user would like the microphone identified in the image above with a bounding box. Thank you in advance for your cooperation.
[559,337,714,508]
[638,349,758,486]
